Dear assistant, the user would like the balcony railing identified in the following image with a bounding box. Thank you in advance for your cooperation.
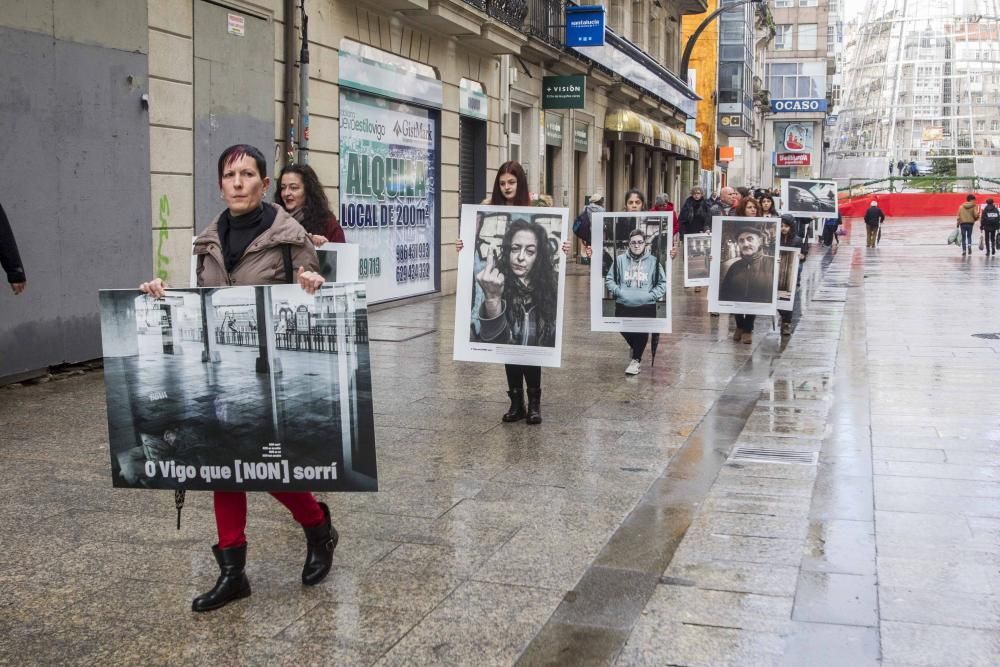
[461,0,530,30]
[523,0,563,48]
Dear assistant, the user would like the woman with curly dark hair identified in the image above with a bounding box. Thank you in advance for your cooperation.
[457,160,568,424]
[276,164,346,246]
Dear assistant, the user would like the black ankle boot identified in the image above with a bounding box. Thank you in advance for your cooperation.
[502,388,526,422]
[302,502,338,586]
[526,389,542,425]
[192,544,251,612]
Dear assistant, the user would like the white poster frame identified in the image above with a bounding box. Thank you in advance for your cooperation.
[780,178,839,219]
[453,204,568,368]
[776,246,801,312]
[708,215,781,316]
[683,232,712,288]
[589,212,673,334]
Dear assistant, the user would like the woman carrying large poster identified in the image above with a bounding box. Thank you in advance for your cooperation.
[339,90,438,303]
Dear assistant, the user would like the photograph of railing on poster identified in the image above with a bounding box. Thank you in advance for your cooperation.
[590,212,672,334]
[708,216,781,316]
[777,246,802,312]
[99,283,377,492]
[453,204,568,368]
[683,232,712,288]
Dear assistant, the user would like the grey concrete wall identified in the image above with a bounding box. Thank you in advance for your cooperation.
[0,3,151,382]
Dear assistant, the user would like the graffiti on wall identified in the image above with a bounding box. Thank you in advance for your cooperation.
[156,195,170,281]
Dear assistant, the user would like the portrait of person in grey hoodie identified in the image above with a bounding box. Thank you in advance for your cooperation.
[605,226,667,374]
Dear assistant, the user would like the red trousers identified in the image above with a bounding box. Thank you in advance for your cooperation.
[214,491,324,549]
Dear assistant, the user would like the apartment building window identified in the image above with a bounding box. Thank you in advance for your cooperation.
[632,0,646,50]
[992,119,1000,132]
[767,62,826,98]
[775,25,792,50]
[774,0,793,6]
[799,0,818,6]
[977,120,986,132]
[509,108,523,163]
[798,24,818,50]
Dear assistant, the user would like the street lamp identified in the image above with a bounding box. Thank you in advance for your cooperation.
[680,0,766,85]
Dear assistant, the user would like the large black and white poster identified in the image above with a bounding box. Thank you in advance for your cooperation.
[100,283,377,492]
[683,233,712,288]
[708,216,780,316]
[590,212,672,333]
[777,246,802,311]
[453,204,568,368]
[780,179,838,218]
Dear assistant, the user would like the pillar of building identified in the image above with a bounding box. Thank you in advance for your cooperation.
[651,151,664,201]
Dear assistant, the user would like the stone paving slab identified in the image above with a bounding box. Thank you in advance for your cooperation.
[2,219,1000,664]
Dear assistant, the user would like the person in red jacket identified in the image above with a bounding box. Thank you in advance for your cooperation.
[651,193,677,236]
[276,164,347,246]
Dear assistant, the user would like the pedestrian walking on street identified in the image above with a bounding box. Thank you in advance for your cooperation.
[276,163,346,246]
[678,186,711,238]
[0,202,26,295]
[728,197,768,345]
[759,194,778,218]
[981,198,999,256]
[711,186,739,217]
[865,201,886,248]
[139,144,338,613]
[456,161,569,424]
[778,214,807,336]
[586,189,676,373]
[956,194,979,255]
[896,159,905,176]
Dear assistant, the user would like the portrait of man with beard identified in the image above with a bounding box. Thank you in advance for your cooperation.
[718,221,777,304]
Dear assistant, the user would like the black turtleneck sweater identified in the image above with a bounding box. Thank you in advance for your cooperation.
[217,204,277,273]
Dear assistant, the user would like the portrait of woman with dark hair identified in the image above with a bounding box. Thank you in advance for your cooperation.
[474,217,558,348]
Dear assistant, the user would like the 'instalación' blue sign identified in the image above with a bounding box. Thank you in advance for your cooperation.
[565,5,606,47]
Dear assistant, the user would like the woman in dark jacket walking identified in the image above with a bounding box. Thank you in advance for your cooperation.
[140,144,336,613]
[980,198,999,256]
[678,186,711,237]
[456,161,569,424]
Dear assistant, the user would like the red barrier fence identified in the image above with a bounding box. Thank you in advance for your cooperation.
[839,193,997,217]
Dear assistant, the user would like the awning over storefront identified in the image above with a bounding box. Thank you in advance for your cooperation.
[605,109,655,146]
[606,110,699,160]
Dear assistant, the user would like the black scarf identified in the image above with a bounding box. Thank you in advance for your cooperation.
[217,204,277,273]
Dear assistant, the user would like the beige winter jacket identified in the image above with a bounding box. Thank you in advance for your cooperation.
[193,203,319,287]
[957,201,980,224]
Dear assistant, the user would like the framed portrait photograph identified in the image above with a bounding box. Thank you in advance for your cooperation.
[453,204,569,368]
[708,216,781,316]
[589,212,673,333]
[776,246,802,312]
[99,283,377,492]
[683,232,712,288]
[780,179,839,218]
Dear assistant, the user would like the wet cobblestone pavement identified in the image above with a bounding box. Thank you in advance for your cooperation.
[2,218,998,665]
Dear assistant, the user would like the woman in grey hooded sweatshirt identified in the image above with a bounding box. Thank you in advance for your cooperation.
[606,190,667,375]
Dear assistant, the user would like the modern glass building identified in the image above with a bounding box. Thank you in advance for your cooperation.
[828,0,1000,179]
